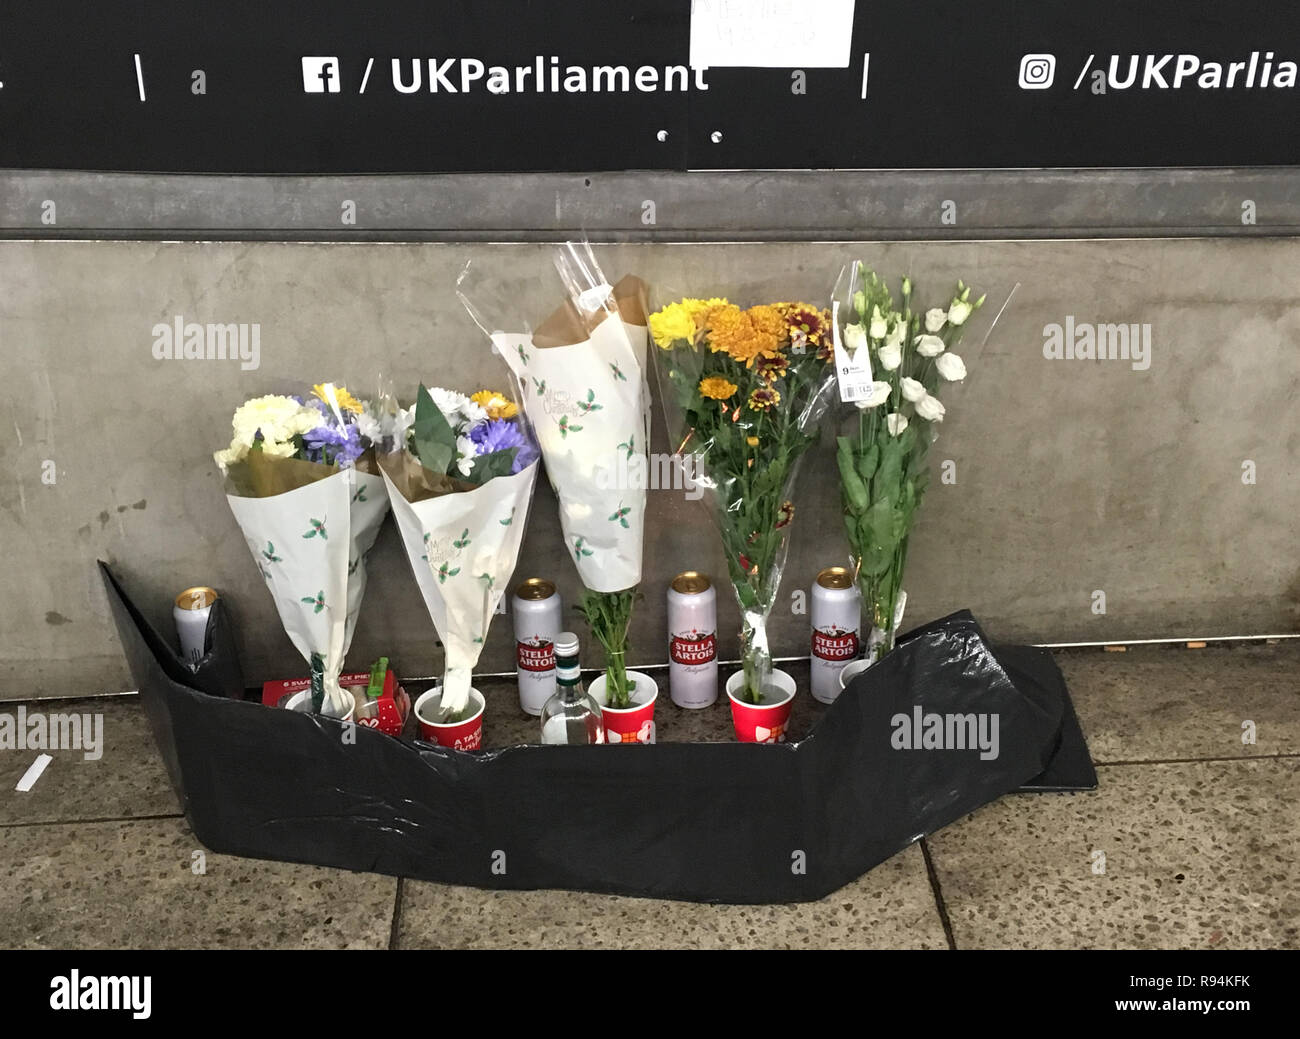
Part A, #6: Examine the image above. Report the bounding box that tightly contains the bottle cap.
[553,632,579,656]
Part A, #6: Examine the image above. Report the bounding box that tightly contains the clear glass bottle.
[540,632,606,745]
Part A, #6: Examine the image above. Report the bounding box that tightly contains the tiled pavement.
[1,643,1297,949]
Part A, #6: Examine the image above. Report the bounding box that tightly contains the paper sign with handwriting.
[690,0,856,69]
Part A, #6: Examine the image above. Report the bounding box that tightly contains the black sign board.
[0,0,1297,173]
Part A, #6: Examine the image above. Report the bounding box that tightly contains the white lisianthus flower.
[925,308,947,333]
[948,299,974,326]
[455,435,477,477]
[878,342,902,370]
[935,352,967,381]
[843,322,867,352]
[914,334,946,358]
[884,319,906,349]
[900,377,927,402]
[854,381,893,409]
[915,394,946,422]
[868,306,888,340]
[886,412,909,436]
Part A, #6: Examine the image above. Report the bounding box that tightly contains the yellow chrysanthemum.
[313,383,364,414]
[747,304,789,342]
[649,302,698,349]
[470,389,518,419]
[699,376,738,400]
[705,305,783,367]
[682,297,731,329]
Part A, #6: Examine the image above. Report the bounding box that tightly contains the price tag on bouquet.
[832,301,875,403]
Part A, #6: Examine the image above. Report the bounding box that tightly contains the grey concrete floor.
[2,643,1297,949]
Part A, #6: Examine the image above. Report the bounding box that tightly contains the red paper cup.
[726,669,796,743]
[589,671,658,744]
[414,688,485,751]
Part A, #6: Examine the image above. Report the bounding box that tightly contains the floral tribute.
[214,383,392,715]
[833,263,985,660]
[376,385,540,722]
[650,298,838,703]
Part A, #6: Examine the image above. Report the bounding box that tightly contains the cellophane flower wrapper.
[649,297,839,702]
[460,243,651,702]
[215,387,391,715]
[375,382,540,717]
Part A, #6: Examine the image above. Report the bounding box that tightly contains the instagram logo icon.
[1018,53,1056,89]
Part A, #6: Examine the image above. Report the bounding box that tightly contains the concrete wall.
[2,238,1298,699]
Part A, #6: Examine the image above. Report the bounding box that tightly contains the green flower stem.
[577,588,637,708]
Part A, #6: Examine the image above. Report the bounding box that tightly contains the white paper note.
[16,754,52,792]
[690,0,856,69]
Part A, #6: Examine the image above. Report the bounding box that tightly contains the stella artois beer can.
[512,578,562,717]
[811,567,861,704]
[667,571,718,709]
[173,586,218,666]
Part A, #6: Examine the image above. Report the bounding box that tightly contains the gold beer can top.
[671,571,711,595]
[175,586,218,611]
[815,567,854,591]
[514,577,557,601]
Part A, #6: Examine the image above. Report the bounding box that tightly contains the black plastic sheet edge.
[99,560,1090,905]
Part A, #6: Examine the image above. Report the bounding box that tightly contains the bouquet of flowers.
[214,383,391,716]
[377,384,539,721]
[650,297,838,703]
[472,243,651,709]
[832,262,984,660]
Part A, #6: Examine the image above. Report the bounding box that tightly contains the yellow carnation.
[470,389,518,419]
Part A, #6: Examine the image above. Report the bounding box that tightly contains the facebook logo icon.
[302,57,341,93]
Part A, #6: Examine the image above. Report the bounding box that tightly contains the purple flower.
[304,422,364,468]
[472,418,537,474]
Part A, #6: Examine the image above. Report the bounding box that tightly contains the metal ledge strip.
[2,168,1299,241]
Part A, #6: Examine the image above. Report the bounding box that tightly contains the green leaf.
[465,446,519,484]
[856,443,881,483]
[412,384,458,476]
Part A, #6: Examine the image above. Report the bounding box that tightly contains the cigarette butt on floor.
[1186,641,1207,650]
[1103,644,1127,653]
[16,753,53,792]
